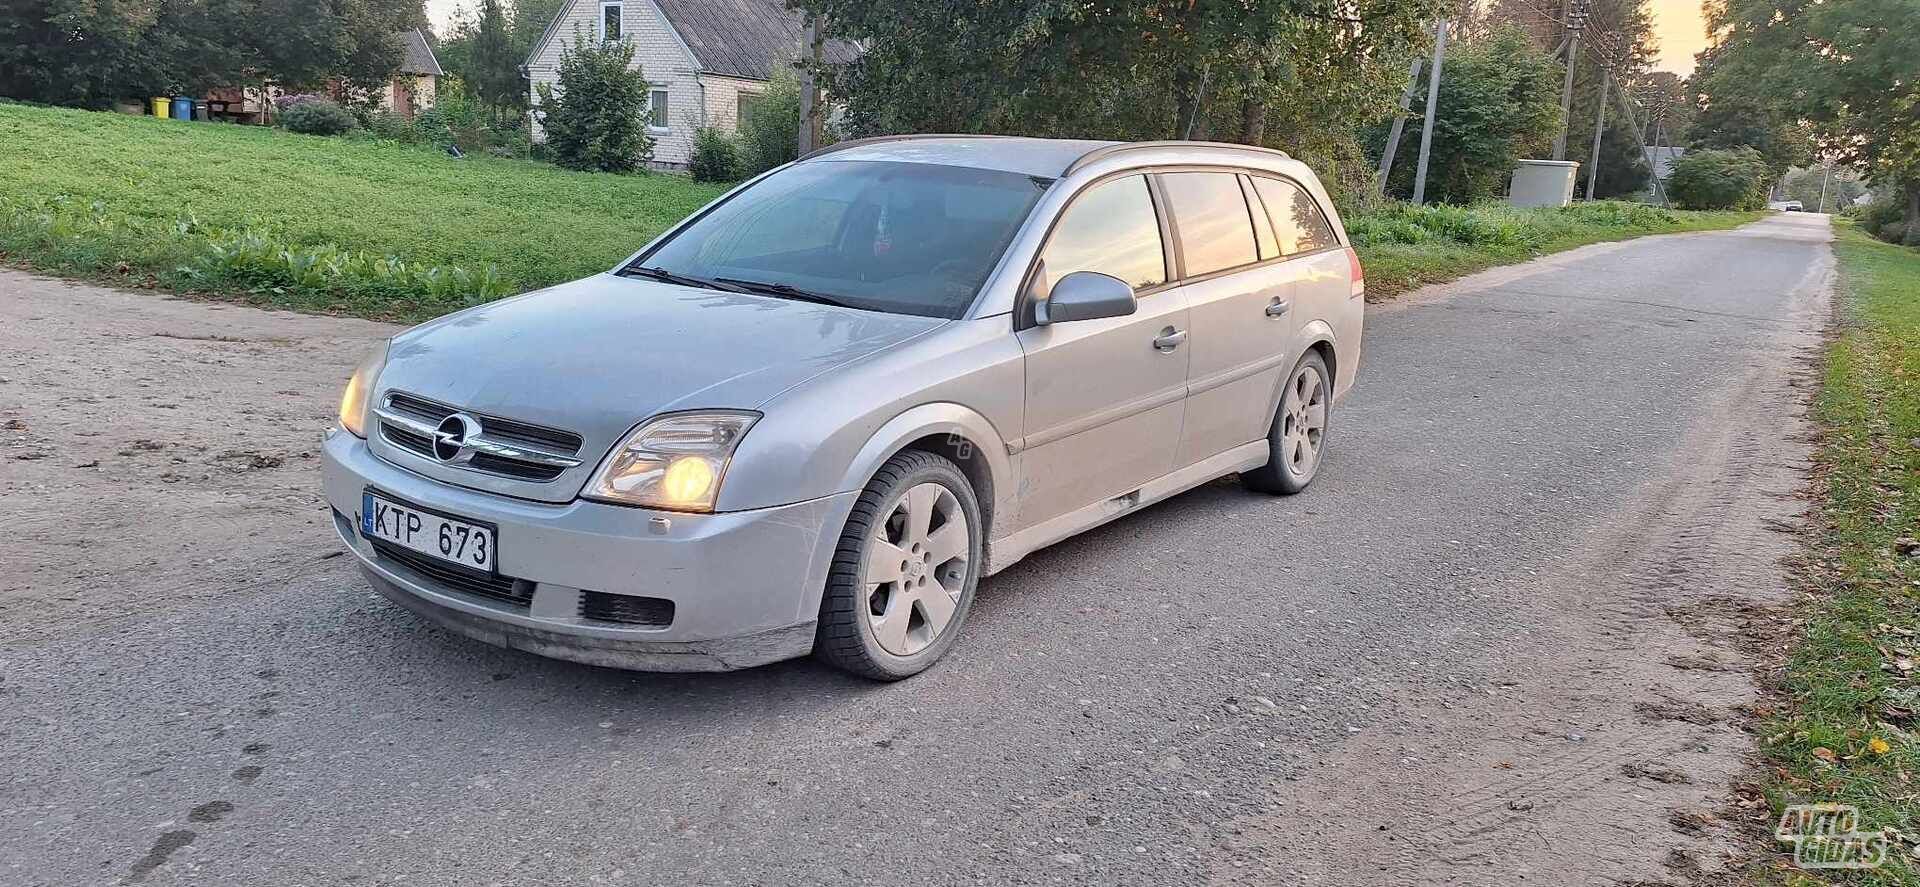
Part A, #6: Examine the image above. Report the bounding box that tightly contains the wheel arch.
[1267,322,1338,419]
[836,402,1012,540]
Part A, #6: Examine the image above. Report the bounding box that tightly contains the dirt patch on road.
[0,270,395,642]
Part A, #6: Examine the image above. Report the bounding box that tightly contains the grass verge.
[2,102,1758,319]
[1755,223,1920,884]
[1352,200,1764,299]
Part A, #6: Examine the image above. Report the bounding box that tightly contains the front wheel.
[1242,351,1331,495]
[814,450,982,680]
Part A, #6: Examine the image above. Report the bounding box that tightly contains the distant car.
[1770,200,1804,212]
[323,136,1365,679]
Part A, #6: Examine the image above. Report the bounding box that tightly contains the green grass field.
[1,101,1758,318]
[0,102,725,315]
[1754,224,1920,885]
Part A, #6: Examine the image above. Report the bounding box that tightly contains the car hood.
[373,274,944,501]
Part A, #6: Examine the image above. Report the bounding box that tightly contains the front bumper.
[321,429,855,671]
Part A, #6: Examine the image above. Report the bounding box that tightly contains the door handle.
[1152,328,1187,352]
[1265,298,1290,317]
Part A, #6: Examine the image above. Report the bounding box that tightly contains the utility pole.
[1411,19,1448,205]
[1375,56,1423,195]
[1552,0,1588,160]
[1584,72,1608,200]
[796,15,822,156]
[1604,72,1667,207]
[1818,160,1833,213]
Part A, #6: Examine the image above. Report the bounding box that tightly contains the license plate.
[361,490,496,572]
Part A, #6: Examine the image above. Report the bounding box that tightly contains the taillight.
[1346,246,1365,299]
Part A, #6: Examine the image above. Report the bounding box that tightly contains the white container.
[1508,160,1580,208]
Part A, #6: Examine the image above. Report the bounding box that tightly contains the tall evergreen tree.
[468,0,521,115]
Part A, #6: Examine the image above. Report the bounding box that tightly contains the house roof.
[652,0,857,80]
[527,0,858,80]
[397,28,444,76]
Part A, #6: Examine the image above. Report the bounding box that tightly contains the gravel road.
[0,213,1832,886]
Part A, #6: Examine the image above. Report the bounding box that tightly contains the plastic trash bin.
[171,97,193,120]
[151,97,170,117]
[192,100,209,121]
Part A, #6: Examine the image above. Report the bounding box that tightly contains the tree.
[467,0,522,115]
[1695,0,1920,242]
[794,0,1441,187]
[534,32,651,172]
[735,67,802,175]
[1379,26,1565,204]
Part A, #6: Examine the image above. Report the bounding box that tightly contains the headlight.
[337,341,389,438]
[585,411,759,512]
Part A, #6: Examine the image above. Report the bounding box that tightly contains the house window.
[648,87,669,130]
[736,92,761,127]
[599,1,622,41]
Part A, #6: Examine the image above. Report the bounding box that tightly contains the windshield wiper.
[715,277,858,309]
[618,265,745,293]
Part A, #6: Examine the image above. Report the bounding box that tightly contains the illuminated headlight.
[338,341,390,438]
[585,412,759,513]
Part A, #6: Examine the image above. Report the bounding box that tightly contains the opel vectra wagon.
[323,136,1365,679]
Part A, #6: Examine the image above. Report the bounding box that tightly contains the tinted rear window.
[1250,177,1339,255]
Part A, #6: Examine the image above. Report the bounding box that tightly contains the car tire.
[1242,350,1332,496]
[814,450,983,680]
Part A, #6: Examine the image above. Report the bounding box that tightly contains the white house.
[525,0,857,167]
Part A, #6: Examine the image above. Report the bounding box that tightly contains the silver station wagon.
[323,136,1365,679]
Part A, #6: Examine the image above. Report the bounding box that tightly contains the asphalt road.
[1,213,1833,885]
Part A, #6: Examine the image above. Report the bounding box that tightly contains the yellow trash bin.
[150,96,170,117]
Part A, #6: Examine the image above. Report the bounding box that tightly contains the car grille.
[370,540,536,609]
[578,591,675,628]
[378,391,583,482]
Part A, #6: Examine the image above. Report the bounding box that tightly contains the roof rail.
[1063,140,1292,176]
[797,133,1016,162]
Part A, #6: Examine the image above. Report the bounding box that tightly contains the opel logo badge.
[432,413,482,463]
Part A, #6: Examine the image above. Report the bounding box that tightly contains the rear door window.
[1158,172,1259,277]
[1036,175,1167,292]
[1250,176,1339,255]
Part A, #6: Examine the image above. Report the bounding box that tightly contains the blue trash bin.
[170,96,193,120]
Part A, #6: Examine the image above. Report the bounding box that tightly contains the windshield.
[631,160,1052,319]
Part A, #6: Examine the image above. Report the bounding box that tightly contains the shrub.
[1666,148,1771,211]
[1853,191,1908,244]
[534,33,653,173]
[737,68,803,175]
[280,99,357,136]
[688,128,743,182]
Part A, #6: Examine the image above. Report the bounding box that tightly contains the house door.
[393,77,413,118]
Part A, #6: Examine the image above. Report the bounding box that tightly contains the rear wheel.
[815,450,982,680]
[1242,351,1331,495]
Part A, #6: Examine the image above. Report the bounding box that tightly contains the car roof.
[802,135,1298,180]
[805,136,1120,178]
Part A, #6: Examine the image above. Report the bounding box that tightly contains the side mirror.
[1035,271,1137,325]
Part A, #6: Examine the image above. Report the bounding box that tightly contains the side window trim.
[1239,173,1280,261]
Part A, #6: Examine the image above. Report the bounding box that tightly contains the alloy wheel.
[862,482,970,656]
[1281,363,1327,477]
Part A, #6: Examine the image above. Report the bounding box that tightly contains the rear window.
[1250,176,1339,255]
[1157,172,1259,277]
[637,160,1051,318]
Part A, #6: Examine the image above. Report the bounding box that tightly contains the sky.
[423,0,1712,76]
[1649,0,1709,75]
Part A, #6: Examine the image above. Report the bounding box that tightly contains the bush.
[688,128,743,182]
[279,99,357,136]
[1666,147,1771,211]
[737,68,803,175]
[534,33,653,173]
[1853,191,1908,244]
